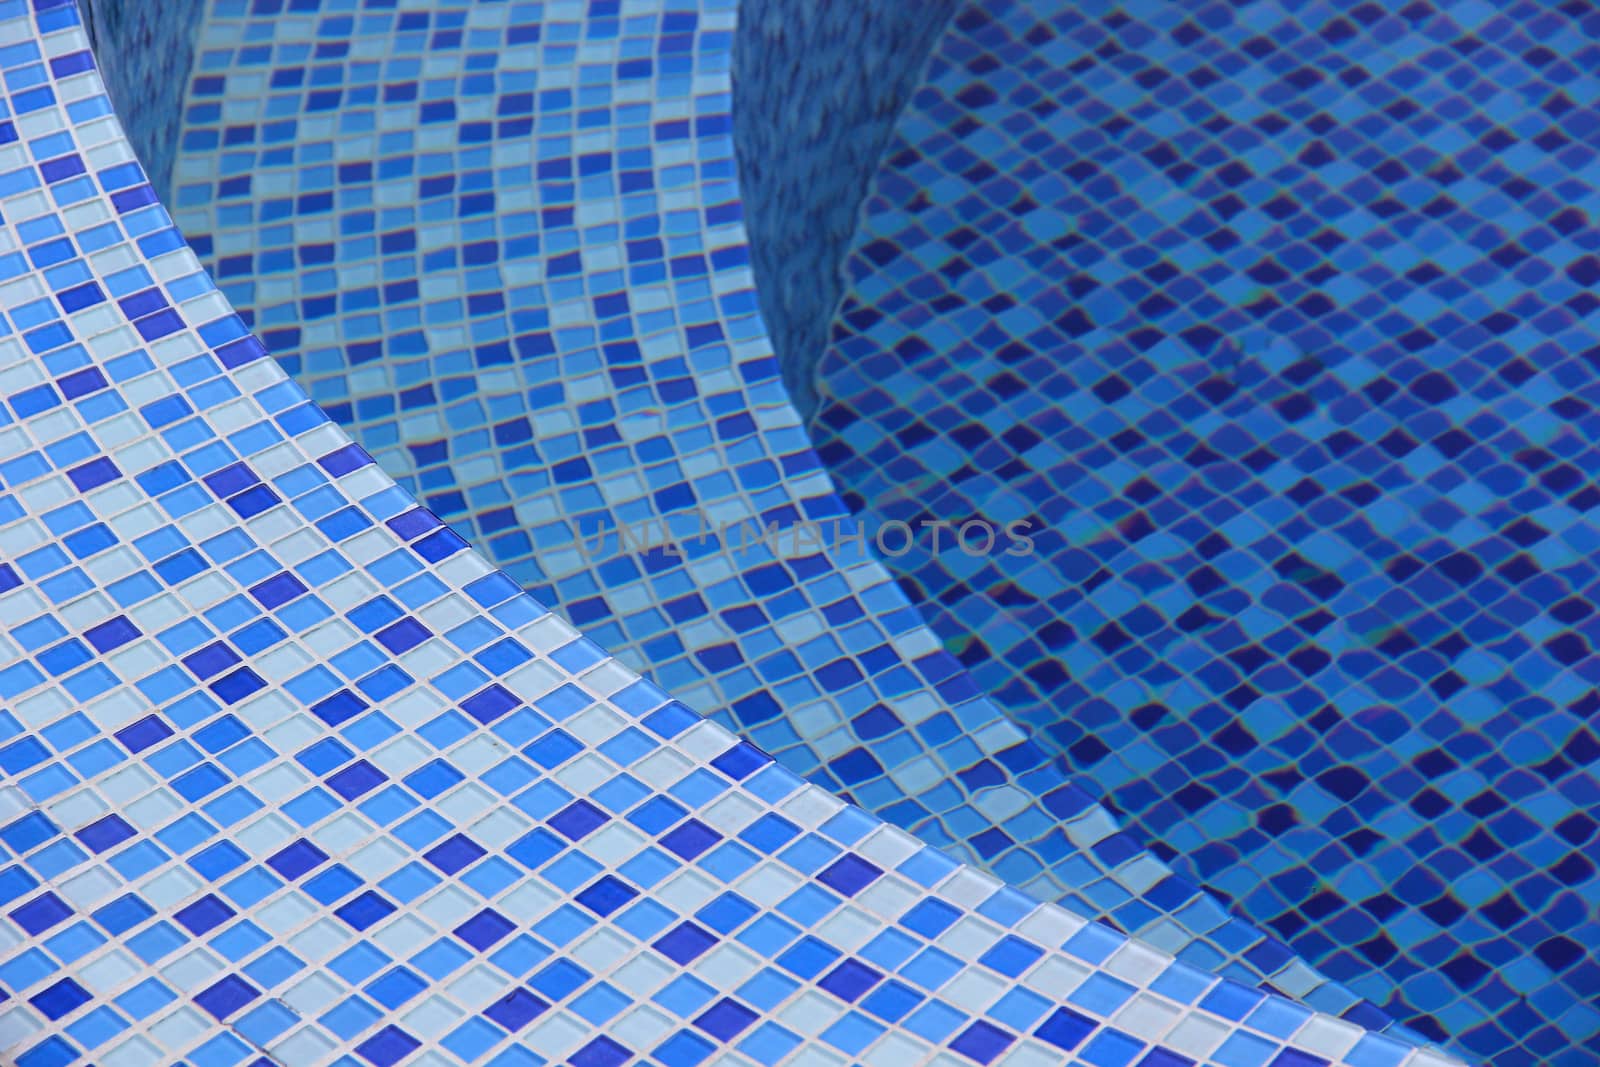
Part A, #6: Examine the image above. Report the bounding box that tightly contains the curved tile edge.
[0,4,1466,1067]
[143,0,1407,1027]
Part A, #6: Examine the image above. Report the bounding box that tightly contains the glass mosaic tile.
[0,0,1567,1063]
[811,0,1600,1062]
[0,6,1460,1064]
[153,0,1395,1032]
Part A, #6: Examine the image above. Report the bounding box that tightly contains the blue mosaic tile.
[811,0,1600,1062]
[0,0,1473,1065]
[153,0,1390,1027]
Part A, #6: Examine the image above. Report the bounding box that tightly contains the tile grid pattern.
[158,0,1390,1030]
[0,3,1463,1066]
[810,0,1600,1061]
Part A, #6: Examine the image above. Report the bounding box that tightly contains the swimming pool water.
[0,0,1589,1063]
[811,2,1600,1060]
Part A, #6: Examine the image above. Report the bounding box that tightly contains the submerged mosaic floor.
[0,1,1472,1065]
[0,0,1583,1064]
[811,0,1600,1062]
[158,0,1400,1032]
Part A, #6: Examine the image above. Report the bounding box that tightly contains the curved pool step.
[159,0,1380,1026]
[0,1,1465,1066]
